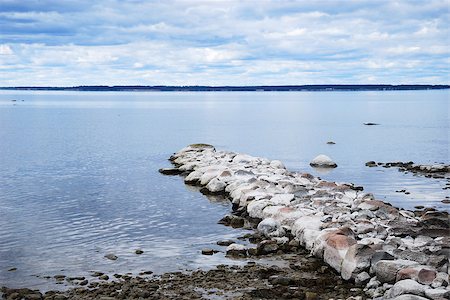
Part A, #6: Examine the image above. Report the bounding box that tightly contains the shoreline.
[162,144,449,299]
[2,144,448,299]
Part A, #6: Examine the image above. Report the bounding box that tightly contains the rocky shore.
[159,144,449,299]
[2,144,448,300]
[1,254,365,300]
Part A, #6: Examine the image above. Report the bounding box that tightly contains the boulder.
[256,240,279,255]
[388,279,426,298]
[310,154,337,168]
[424,288,450,300]
[322,230,357,273]
[205,178,226,193]
[374,260,419,283]
[257,218,285,238]
[270,160,285,169]
[158,167,183,175]
[341,243,375,280]
[396,266,437,285]
[226,244,247,257]
[391,295,428,300]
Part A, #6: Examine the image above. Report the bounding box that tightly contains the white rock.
[247,199,272,219]
[257,218,285,237]
[424,288,450,300]
[390,295,428,300]
[206,178,226,193]
[310,154,337,168]
[388,279,426,298]
[270,194,294,206]
[199,167,227,185]
[270,160,285,169]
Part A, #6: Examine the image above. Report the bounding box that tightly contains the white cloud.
[0,45,14,55]
[0,0,448,85]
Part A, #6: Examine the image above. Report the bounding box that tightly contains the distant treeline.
[1,85,449,91]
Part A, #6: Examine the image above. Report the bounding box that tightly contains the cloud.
[0,0,448,85]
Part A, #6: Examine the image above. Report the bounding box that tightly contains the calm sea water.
[0,90,448,290]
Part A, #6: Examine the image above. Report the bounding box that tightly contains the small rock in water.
[365,161,377,167]
[217,239,234,246]
[79,279,88,286]
[104,253,118,260]
[8,267,17,271]
[99,274,109,280]
[158,167,183,175]
[364,122,380,125]
[54,275,66,281]
[327,141,336,144]
[310,154,337,168]
[201,248,216,255]
[135,249,144,255]
[441,199,450,204]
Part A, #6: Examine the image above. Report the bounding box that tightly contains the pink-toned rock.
[396,266,437,285]
[323,230,357,273]
[417,268,438,285]
[374,260,420,283]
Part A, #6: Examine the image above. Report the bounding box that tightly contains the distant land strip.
[0,85,449,92]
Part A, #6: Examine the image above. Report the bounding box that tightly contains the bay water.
[0,90,448,290]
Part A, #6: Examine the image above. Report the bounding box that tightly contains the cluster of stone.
[161,144,450,300]
[366,161,450,179]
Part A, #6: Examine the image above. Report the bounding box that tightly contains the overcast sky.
[0,0,449,86]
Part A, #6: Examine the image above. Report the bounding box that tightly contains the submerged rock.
[310,154,337,168]
[104,254,118,261]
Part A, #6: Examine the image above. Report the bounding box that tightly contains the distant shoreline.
[0,84,449,92]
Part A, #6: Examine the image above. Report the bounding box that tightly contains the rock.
[310,154,337,168]
[135,249,144,255]
[364,122,379,125]
[355,271,371,285]
[201,248,216,255]
[388,279,426,298]
[158,167,183,175]
[79,279,88,285]
[218,214,245,228]
[217,240,235,246]
[396,266,437,284]
[256,240,279,255]
[365,161,377,167]
[391,295,429,300]
[269,275,291,286]
[99,274,109,280]
[305,291,318,300]
[374,260,419,283]
[341,243,375,280]
[226,243,247,257]
[257,217,285,237]
[270,160,285,169]
[206,178,226,193]
[323,230,357,273]
[104,253,118,260]
[327,141,336,144]
[424,288,450,300]
[431,272,449,288]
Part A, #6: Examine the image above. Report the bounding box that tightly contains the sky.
[0,0,449,86]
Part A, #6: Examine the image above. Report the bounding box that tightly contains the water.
[0,90,448,290]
